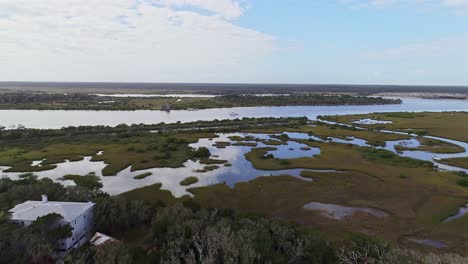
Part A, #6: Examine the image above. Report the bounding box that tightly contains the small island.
[0,92,401,111]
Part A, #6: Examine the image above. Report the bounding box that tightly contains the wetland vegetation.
[3,175,468,263]
[2,113,468,262]
[0,117,305,174]
[180,176,199,186]
[322,112,468,142]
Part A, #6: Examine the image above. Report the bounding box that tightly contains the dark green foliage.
[272,133,290,141]
[180,177,198,186]
[30,213,73,244]
[199,158,228,165]
[0,117,307,141]
[93,196,156,235]
[0,213,72,264]
[457,178,468,187]
[66,242,133,264]
[193,147,211,158]
[63,173,103,189]
[173,95,401,110]
[0,176,107,212]
[203,165,219,171]
[133,172,153,180]
[0,93,392,112]
[360,148,434,168]
[147,204,336,264]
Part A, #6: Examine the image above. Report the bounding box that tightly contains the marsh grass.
[133,172,153,180]
[180,176,199,186]
[63,173,103,189]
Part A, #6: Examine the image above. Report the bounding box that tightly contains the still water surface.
[2,130,468,197]
[1,98,468,129]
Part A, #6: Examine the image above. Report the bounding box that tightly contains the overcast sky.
[1,0,468,85]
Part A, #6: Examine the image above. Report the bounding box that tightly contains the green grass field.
[323,112,468,142]
[440,157,468,169]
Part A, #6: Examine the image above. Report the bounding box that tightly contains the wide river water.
[1,98,468,129]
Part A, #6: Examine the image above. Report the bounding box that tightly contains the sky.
[1,0,468,85]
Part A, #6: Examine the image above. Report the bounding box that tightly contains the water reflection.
[2,98,468,129]
[354,118,393,125]
[303,202,389,219]
[443,204,468,222]
[0,133,320,197]
[2,128,468,197]
[407,238,447,248]
[266,141,320,159]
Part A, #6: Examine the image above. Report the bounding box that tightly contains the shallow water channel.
[1,128,468,198]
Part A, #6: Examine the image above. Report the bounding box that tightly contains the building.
[8,195,95,252]
[90,232,118,247]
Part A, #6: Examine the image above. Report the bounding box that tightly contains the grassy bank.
[440,157,468,170]
[322,112,468,142]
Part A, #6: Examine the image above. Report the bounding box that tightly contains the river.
[1,98,468,129]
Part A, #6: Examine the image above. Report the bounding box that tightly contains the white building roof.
[9,200,95,222]
[90,232,118,246]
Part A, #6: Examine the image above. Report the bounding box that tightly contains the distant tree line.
[0,117,309,141]
[2,82,468,96]
[217,94,400,106]
[171,95,401,110]
[0,92,98,104]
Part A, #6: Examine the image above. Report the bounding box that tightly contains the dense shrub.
[193,147,211,158]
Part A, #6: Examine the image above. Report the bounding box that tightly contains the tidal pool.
[0,133,321,197]
[303,202,389,219]
[443,204,468,222]
[407,238,447,248]
[354,118,393,125]
[2,127,468,196]
[266,141,320,159]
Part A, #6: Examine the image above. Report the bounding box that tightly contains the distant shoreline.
[1,82,468,97]
[372,92,468,100]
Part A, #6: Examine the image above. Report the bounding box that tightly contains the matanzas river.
[1,98,468,129]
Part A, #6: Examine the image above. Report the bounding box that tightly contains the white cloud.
[156,0,247,19]
[0,0,275,82]
[346,0,468,13]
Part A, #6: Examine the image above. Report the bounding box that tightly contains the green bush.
[457,178,468,187]
[193,147,211,158]
[180,176,198,186]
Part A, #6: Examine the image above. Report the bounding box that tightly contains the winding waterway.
[1,129,468,197]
